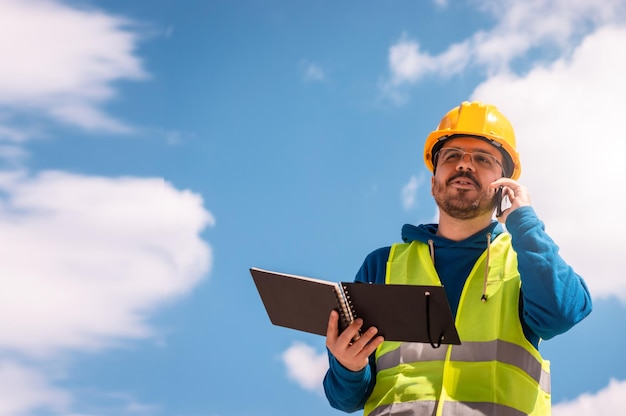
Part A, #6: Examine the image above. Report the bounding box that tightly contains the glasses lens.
[471,152,498,169]
[438,148,499,170]
[439,148,462,163]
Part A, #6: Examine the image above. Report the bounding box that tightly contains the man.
[323,101,592,415]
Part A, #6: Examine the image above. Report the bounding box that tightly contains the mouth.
[448,174,479,189]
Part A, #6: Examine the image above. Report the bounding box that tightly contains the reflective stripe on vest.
[376,340,550,394]
[369,400,528,416]
[364,236,551,416]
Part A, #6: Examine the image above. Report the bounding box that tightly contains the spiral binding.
[334,284,356,330]
[341,284,357,324]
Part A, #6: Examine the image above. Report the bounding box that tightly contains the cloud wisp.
[401,175,426,211]
[300,59,327,83]
[382,0,626,97]
[0,0,147,138]
[0,361,71,416]
[553,379,626,416]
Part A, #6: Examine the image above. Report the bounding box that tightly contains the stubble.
[432,172,497,220]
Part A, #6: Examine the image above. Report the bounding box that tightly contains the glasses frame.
[435,147,504,173]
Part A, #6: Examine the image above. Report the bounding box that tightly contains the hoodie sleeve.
[506,206,592,340]
[323,353,376,412]
[322,247,390,412]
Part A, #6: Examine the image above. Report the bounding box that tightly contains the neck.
[436,211,494,241]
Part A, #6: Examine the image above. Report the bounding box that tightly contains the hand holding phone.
[490,178,531,221]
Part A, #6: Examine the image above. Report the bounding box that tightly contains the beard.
[432,172,497,220]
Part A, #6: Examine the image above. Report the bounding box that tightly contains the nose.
[456,153,475,171]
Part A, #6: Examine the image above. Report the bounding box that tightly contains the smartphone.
[495,187,511,217]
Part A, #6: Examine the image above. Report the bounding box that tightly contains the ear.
[430,176,435,195]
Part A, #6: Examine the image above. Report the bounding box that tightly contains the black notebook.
[250,267,460,346]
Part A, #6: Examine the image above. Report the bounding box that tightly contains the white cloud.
[402,175,425,211]
[0,169,213,412]
[388,38,434,85]
[383,0,626,95]
[282,342,328,392]
[0,360,71,415]
[300,60,327,82]
[553,379,626,415]
[471,25,626,303]
[387,35,469,86]
[0,0,147,136]
[0,170,214,356]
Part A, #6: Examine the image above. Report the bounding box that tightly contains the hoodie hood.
[402,220,505,303]
[401,220,504,248]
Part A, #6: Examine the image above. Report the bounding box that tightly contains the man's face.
[431,136,505,220]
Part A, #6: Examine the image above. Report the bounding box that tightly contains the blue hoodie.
[323,206,592,413]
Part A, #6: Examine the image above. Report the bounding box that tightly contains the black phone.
[495,187,510,217]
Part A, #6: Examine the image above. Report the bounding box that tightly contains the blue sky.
[1,0,626,415]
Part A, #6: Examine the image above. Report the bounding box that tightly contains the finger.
[348,331,385,365]
[338,318,365,344]
[490,178,506,189]
[361,335,385,356]
[490,177,518,190]
[353,326,383,351]
[348,325,376,348]
[326,310,339,344]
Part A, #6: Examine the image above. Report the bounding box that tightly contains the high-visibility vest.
[364,233,551,416]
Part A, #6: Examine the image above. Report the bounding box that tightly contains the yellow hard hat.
[423,101,521,180]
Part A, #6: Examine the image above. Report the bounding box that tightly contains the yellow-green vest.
[364,233,551,416]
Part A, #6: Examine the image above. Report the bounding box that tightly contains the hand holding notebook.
[250,267,460,346]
